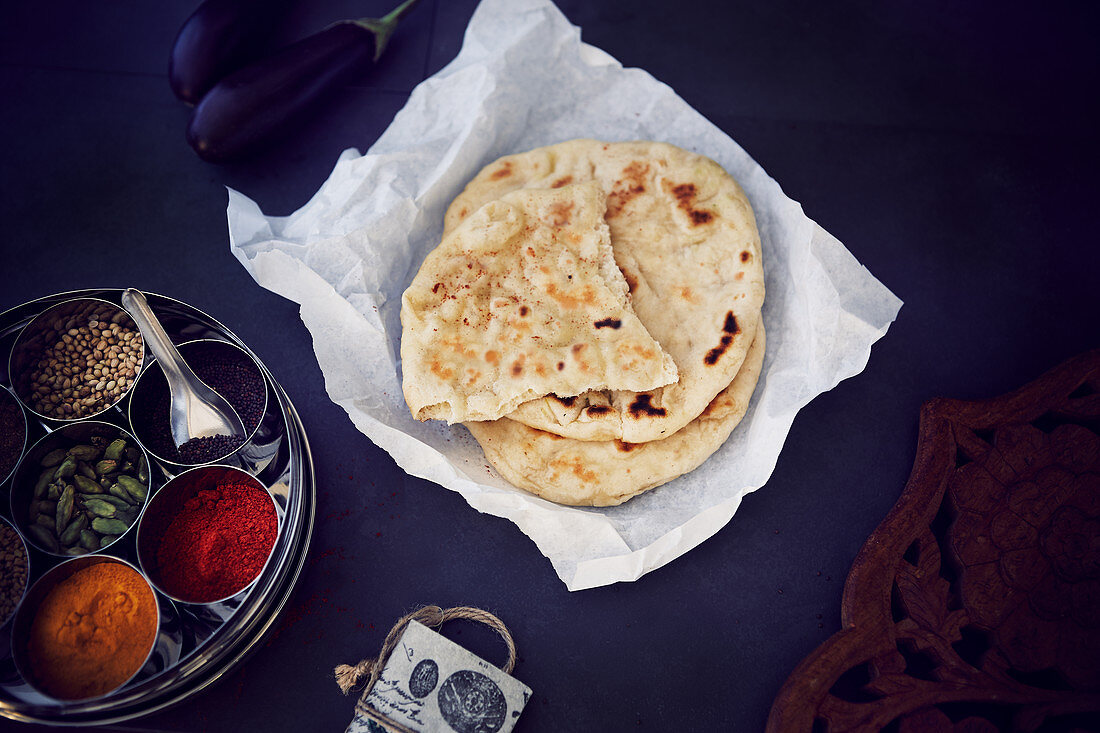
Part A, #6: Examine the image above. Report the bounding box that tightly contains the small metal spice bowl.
[9,421,152,558]
[136,464,280,606]
[8,297,145,423]
[0,384,28,486]
[0,515,30,628]
[9,555,164,703]
[127,339,269,469]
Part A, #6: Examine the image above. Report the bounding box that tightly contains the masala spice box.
[0,289,315,725]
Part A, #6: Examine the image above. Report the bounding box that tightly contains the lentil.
[0,522,29,625]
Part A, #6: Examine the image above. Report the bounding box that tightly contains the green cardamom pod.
[46,483,61,500]
[78,460,98,480]
[28,524,60,552]
[125,445,141,463]
[55,485,75,536]
[60,515,88,545]
[55,456,77,479]
[103,439,127,462]
[91,517,129,535]
[74,475,104,494]
[40,448,68,467]
[65,547,89,556]
[98,495,133,511]
[68,444,101,461]
[117,475,148,502]
[108,483,134,503]
[94,459,118,476]
[137,455,149,484]
[82,498,117,518]
[36,513,55,530]
[80,530,100,551]
[34,468,55,497]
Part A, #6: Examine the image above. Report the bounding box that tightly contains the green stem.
[356,0,424,62]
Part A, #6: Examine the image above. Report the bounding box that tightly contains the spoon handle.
[122,289,199,395]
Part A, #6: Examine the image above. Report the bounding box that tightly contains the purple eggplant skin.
[186,22,378,164]
[169,0,295,106]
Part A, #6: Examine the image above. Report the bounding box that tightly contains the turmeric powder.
[26,560,158,700]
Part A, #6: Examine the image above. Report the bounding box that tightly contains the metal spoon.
[122,289,245,449]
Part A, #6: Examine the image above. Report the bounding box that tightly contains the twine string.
[334,605,517,708]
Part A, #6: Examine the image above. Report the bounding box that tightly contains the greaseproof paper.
[228,0,903,590]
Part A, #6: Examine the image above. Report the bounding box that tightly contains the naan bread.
[401,182,678,424]
[446,140,764,443]
[465,325,766,506]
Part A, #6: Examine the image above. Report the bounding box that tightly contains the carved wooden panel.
[767,350,1100,732]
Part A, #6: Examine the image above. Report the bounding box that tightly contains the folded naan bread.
[401,182,678,424]
[465,325,765,506]
[446,140,765,443]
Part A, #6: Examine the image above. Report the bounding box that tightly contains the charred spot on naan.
[555,395,577,408]
[546,283,598,309]
[628,393,666,417]
[606,161,649,218]
[666,181,715,226]
[490,161,513,180]
[594,318,622,329]
[614,440,638,453]
[551,175,574,188]
[584,405,612,417]
[550,456,599,485]
[703,311,740,366]
[430,361,454,380]
[548,201,575,227]
[621,269,639,293]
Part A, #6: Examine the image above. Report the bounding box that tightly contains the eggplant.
[186,0,422,164]
[169,0,295,105]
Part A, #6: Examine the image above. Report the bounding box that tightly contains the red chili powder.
[154,480,277,603]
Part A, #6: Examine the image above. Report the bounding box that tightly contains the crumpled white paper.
[227,0,902,590]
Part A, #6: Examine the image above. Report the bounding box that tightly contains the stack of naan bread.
[401,140,765,506]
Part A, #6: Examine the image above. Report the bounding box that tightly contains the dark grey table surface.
[1,1,1098,730]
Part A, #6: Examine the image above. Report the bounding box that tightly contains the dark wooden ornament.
[767,350,1100,732]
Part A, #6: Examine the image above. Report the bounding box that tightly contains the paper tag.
[346,621,531,733]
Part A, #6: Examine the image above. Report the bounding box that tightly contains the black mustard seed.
[132,342,265,464]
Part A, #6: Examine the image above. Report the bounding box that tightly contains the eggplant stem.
[357,0,423,62]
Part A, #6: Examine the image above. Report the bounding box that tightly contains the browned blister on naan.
[401,182,678,423]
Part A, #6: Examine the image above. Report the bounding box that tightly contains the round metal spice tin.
[0,289,316,725]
